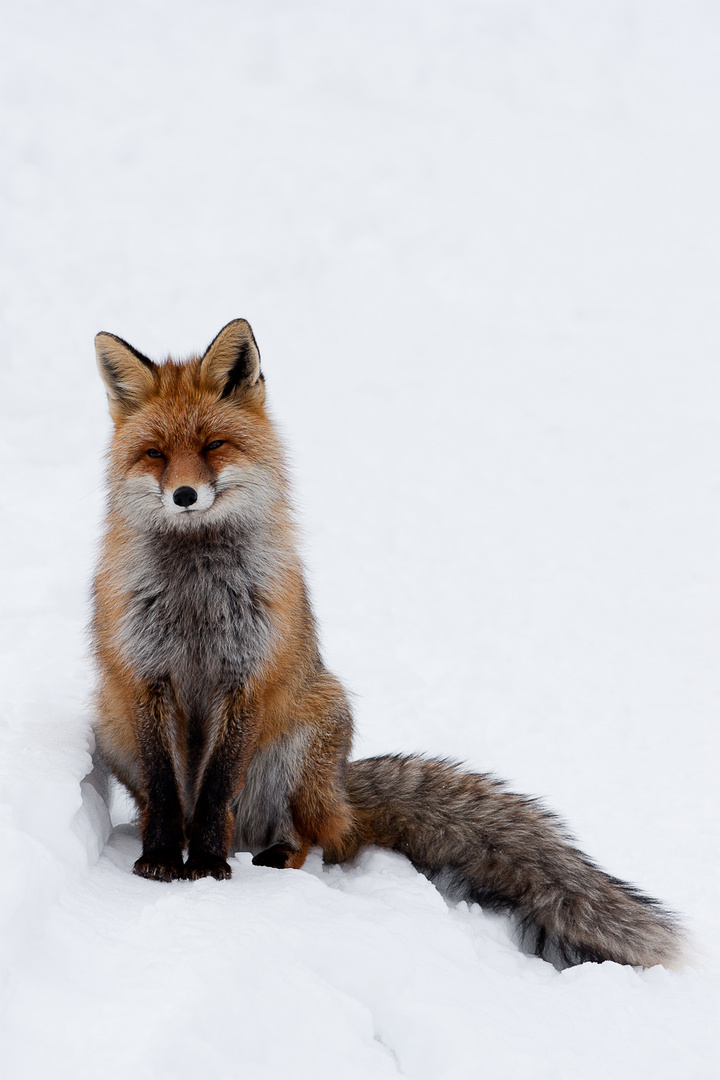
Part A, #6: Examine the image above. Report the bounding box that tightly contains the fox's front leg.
[185,688,257,881]
[134,681,185,882]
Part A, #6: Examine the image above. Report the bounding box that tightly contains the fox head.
[96,319,286,531]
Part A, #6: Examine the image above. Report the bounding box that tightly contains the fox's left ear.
[95,332,157,422]
[200,319,264,403]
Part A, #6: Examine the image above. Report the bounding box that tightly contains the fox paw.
[252,842,295,869]
[133,847,184,882]
[184,853,233,881]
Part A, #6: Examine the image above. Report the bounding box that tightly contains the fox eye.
[146,448,164,459]
[205,440,225,451]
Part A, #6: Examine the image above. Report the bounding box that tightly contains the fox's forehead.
[147,356,216,404]
[142,406,221,447]
[124,392,252,449]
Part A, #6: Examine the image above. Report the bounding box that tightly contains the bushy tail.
[338,755,682,969]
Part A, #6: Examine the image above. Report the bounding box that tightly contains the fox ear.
[95,332,156,421]
[200,319,262,401]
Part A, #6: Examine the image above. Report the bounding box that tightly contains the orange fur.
[93,321,355,880]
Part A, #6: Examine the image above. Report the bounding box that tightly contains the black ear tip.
[216,317,256,342]
[94,332,156,372]
[232,318,258,344]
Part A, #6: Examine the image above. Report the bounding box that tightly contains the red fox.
[92,319,682,969]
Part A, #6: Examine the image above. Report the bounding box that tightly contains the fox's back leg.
[239,674,355,870]
[233,730,311,865]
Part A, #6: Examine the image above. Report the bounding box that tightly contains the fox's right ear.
[200,319,263,403]
[95,332,156,422]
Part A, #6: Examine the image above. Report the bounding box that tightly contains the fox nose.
[173,486,198,508]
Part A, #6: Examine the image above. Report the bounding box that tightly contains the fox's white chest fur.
[116,524,275,715]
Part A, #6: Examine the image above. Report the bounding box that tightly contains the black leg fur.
[134,683,185,882]
[252,842,297,869]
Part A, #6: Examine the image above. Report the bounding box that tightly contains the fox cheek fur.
[91,318,684,969]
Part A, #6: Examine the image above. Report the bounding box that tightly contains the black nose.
[173,486,198,507]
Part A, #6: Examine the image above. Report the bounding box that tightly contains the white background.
[1,3,718,1077]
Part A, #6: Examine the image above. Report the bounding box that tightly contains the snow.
[1,1,718,1077]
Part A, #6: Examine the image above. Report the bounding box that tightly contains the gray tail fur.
[343,755,683,969]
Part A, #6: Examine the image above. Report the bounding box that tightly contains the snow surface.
[1,2,719,1077]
